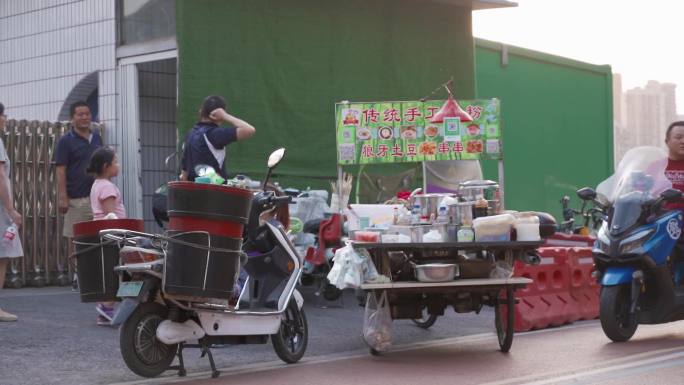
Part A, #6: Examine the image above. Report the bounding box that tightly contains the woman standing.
[0,102,23,322]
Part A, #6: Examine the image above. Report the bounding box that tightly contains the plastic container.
[514,213,541,241]
[423,229,444,242]
[457,226,474,242]
[72,219,145,302]
[473,214,515,242]
[447,224,459,241]
[2,223,17,246]
[381,233,411,243]
[164,231,242,300]
[354,231,380,242]
[454,202,474,226]
[166,181,252,238]
[165,181,252,300]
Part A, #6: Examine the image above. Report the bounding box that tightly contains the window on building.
[119,0,176,45]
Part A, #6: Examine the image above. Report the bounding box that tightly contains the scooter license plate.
[117,281,143,298]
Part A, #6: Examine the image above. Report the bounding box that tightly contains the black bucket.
[164,231,243,300]
[72,219,145,303]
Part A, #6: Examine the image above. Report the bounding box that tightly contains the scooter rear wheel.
[272,299,308,363]
[120,302,177,378]
[600,285,638,342]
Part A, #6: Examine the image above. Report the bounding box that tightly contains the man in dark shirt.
[180,95,256,181]
[55,101,102,240]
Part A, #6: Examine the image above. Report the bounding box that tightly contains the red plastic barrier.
[566,247,600,320]
[512,260,550,332]
[512,248,569,331]
[539,248,578,327]
[512,247,587,332]
[544,233,595,248]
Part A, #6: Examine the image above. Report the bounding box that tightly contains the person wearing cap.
[180,95,256,181]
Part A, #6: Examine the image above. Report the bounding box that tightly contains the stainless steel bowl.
[414,263,459,282]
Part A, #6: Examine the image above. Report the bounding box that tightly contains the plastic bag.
[363,291,393,352]
[490,260,514,279]
[328,243,379,290]
[327,243,354,289]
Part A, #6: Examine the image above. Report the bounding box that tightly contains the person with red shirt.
[665,121,684,213]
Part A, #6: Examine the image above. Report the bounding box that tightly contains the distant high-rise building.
[613,73,623,127]
[623,81,678,159]
[613,73,627,165]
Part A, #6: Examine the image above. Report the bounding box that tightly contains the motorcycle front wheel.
[600,285,638,342]
[120,302,177,378]
[272,299,308,363]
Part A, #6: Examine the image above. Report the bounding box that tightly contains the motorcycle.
[558,194,604,236]
[102,148,308,378]
[577,146,684,342]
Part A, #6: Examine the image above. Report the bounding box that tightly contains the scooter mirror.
[660,188,683,202]
[267,148,286,169]
[577,187,597,201]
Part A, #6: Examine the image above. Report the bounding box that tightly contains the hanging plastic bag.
[357,248,379,283]
[327,242,353,289]
[363,291,393,352]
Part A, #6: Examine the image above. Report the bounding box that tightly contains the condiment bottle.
[457,225,474,242]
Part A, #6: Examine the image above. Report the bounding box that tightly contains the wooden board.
[360,277,532,290]
[352,241,543,250]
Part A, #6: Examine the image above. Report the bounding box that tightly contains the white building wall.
[0,0,118,147]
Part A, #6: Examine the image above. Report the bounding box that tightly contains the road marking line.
[555,357,684,385]
[479,346,684,385]
[525,350,684,385]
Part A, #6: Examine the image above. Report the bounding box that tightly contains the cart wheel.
[494,287,515,353]
[411,307,438,329]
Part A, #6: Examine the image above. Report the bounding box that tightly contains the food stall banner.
[335,99,502,165]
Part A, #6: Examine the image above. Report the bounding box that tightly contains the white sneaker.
[0,309,17,322]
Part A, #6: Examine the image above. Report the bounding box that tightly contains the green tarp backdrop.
[475,38,613,218]
[176,0,476,186]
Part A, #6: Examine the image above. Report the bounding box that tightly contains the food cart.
[334,93,545,354]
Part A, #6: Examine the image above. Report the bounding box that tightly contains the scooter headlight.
[619,229,655,255]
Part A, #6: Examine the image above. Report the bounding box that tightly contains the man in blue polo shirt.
[180,95,256,181]
[55,101,102,248]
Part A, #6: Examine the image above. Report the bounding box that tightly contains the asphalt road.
[0,286,492,385]
[115,320,684,385]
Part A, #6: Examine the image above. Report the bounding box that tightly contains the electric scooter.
[102,148,308,378]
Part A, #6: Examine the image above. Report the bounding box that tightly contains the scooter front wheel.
[600,285,638,342]
[272,299,308,363]
[120,302,177,378]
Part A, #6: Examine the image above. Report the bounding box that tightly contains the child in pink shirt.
[87,147,126,325]
[87,147,126,220]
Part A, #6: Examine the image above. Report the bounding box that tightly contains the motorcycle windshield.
[610,191,648,233]
[595,146,672,235]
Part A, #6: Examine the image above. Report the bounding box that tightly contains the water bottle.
[436,205,449,224]
[411,204,421,224]
[3,223,17,247]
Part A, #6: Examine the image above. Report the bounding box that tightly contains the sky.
[472,0,683,113]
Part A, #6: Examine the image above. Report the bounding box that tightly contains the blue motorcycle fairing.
[639,210,682,265]
[601,266,637,286]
